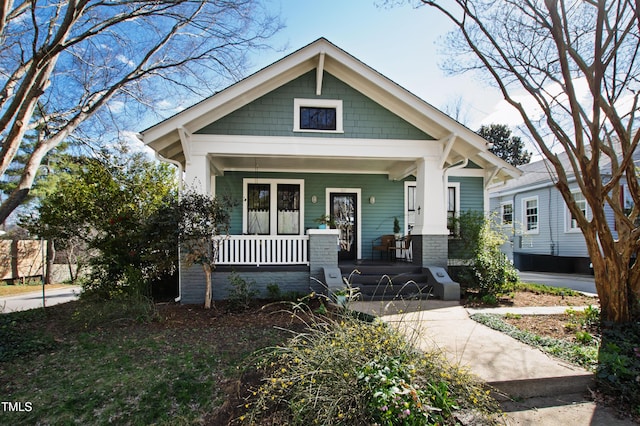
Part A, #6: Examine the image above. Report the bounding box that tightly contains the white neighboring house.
[489,150,639,274]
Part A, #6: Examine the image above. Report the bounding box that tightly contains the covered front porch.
[196,230,457,303]
[189,132,464,266]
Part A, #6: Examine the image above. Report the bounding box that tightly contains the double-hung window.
[566,191,587,232]
[501,202,513,226]
[522,197,539,233]
[244,179,304,235]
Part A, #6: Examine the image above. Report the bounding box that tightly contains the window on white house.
[293,98,343,133]
[566,191,587,232]
[523,197,539,233]
[501,202,513,225]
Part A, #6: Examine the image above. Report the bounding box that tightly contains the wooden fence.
[0,240,46,281]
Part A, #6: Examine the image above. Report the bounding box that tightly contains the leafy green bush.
[358,355,459,425]
[226,272,258,311]
[266,283,281,300]
[243,308,500,425]
[583,305,600,327]
[597,323,640,411]
[575,331,594,344]
[452,211,518,297]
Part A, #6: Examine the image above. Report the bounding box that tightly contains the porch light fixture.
[369,196,375,204]
[311,195,318,204]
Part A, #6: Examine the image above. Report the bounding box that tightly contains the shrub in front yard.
[450,211,518,298]
[243,307,500,425]
[597,322,640,413]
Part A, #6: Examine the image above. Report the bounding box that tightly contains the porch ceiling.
[210,154,416,179]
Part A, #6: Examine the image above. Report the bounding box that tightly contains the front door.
[330,193,357,261]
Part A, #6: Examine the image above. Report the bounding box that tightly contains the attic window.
[300,107,336,130]
[294,98,343,133]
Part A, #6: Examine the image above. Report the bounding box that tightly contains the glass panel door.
[330,193,357,261]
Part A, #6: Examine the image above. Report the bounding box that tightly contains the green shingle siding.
[215,171,410,259]
[196,71,431,140]
[449,176,484,212]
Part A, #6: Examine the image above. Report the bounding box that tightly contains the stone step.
[489,375,594,401]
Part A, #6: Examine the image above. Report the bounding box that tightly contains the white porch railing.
[214,235,309,265]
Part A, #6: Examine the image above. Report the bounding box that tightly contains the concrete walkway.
[350,299,635,425]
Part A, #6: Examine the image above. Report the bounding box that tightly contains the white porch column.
[412,156,449,268]
[412,156,448,236]
[185,154,211,195]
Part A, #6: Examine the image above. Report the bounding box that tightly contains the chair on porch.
[372,234,395,260]
[396,234,412,262]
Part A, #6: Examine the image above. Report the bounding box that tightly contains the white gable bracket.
[209,156,224,177]
[316,52,325,95]
[439,133,457,169]
[484,166,502,189]
[388,163,418,181]
[178,126,192,162]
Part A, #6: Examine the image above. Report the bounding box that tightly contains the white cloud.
[107,100,125,114]
[120,130,155,158]
[116,54,135,68]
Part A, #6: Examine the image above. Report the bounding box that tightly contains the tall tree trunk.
[45,239,54,285]
[586,227,636,323]
[203,263,213,310]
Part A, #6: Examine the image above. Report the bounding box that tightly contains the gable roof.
[141,38,520,182]
[489,145,640,196]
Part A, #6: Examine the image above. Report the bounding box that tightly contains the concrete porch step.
[339,263,432,300]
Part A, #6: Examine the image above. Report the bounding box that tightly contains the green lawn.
[0,299,293,425]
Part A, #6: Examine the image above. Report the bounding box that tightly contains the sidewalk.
[350,299,635,425]
[0,286,81,313]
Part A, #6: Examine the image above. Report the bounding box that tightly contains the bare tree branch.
[418,0,640,322]
[0,0,282,222]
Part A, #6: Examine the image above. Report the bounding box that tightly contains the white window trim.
[522,196,539,235]
[404,181,416,235]
[501,201,514,226]
[242,178,305,235]
[293,98,344,133]
[447,182,460,236]
[325,187,362,259]
[564,190,588,233]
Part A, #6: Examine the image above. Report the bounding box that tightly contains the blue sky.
[249,0,509,130]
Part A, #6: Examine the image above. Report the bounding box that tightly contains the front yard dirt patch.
[486,290,600,342]
[464,289,598,310]
[501,313,594,341]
